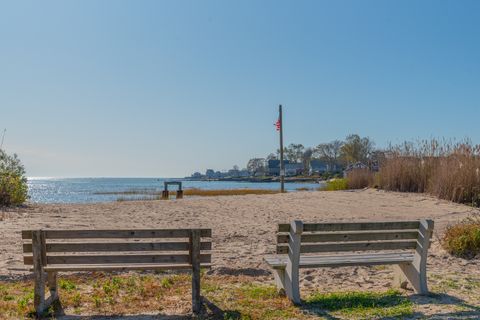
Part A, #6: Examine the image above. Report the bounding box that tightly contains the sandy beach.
[1,189,479,276]
[1,189,480,318]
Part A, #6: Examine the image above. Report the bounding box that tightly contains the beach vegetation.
[377,139,480,206]
[0,272,479,319]
[0,149,28,206]
[305,289,413,319]
[110,188,280,201]
[442,215,480,258]
[322,178,348,191]
[58,278,76,291]
[345,168,375,189]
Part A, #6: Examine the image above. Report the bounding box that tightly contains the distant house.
[309,159,329,174]
[227,169,240,177]
[285,163,304,176]
[267,159,289,176]
[191,172,203,179]
[343,162,369,177]
[205,169,215,179]
[238,169,250,177]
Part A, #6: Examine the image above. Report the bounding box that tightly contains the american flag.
[274,118,281,131]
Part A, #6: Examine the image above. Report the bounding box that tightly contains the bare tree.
[315,140,344,170]
[302,148,314,175]
[246,158,266,176]
[283,143,305,163]
[266,153,277,161]
[340,134,375,164]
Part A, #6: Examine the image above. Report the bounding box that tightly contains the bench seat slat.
[42,263,212,272]
[22,229,212,240]
[278,221,420,232]
[276,240,418,254]
[24,254,211,265]
[277,231,419,244]
[23,241,212,253]
[264,252,415,269]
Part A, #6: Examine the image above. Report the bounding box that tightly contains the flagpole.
[279,105,285,193]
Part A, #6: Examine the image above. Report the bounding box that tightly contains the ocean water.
[27,178,322,204]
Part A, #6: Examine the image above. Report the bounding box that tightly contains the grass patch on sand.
[112,188,281,201]
[180,188,279,197]
[0,273,420,319]
[304,289,413,319]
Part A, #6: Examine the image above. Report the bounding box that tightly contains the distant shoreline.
[184,176,322,183]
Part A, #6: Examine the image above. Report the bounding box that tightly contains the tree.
[0,149,28,206]
[246,158,266,176]
[283,143,305,163]
[340,134,375,164]
[302,148,314,175]
[315,140,344,169]
[266,153,277,161]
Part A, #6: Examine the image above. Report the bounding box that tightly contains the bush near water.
[0,149,28,206]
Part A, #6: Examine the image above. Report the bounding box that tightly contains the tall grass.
[346,168,375,189]
[377,140,480,206]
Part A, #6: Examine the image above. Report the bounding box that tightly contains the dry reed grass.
[181,188,279,197]
[346,169,375,189]
[115,188,281,201]
[377,140,480,206]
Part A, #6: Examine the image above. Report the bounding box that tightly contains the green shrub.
[322,178,348,191]
[442,215,480,258]
[0,149,28,206]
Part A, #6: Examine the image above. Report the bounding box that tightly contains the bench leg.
[34,270,46,316]
[393,264,409,289]
[284,220,303,305]
[190,230,201,314]
[285,262,301,304]
[394,263,428,294]
[47,272,59,302]
[192,266,201,313]
[273,268,286,294]
[395,219,432,295]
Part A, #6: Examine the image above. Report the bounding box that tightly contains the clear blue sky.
[1,0,479,177]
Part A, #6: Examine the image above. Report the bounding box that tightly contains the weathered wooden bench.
[264,219,434,304]
[22,228,212,316]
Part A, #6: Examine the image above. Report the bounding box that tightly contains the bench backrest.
[276,220,433,255]
[22,229,212,267]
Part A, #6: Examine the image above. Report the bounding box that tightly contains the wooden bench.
[22,228,212,316]
[264,219,434,304]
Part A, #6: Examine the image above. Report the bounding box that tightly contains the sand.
[1,189,479,317]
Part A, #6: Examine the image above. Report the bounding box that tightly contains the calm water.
[27,178,321,204]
